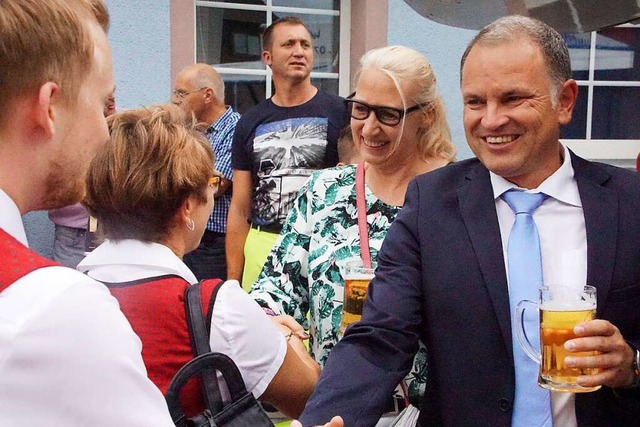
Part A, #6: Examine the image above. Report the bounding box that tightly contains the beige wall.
[170,0,195,84]
[348,0,388,90]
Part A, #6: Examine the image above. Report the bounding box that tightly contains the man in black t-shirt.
[227,17,348,290]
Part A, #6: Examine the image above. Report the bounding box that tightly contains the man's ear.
[204,87,215,104]
[557,79,578,126]
[34,82,60,139]
[262,50,272,67]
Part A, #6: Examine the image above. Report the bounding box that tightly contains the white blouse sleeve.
[208,280,287,398]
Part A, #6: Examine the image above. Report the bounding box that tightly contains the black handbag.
[165,281,274,427]
[166,352,275,427]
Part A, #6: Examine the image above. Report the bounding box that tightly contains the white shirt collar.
[490,144,582,207]
[0,188,28,246]
[78,239,198,284]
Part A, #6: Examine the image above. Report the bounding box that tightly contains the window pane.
[591,86,640,139]
[564,33,591,81]
[223,74,266,114]
[197,7,266,69]
[560,84,588,139]
[273,12,340,73]
[594,27,640,81]
[272,0,339,8]
[310,78,339,96]
[211,0,264,5]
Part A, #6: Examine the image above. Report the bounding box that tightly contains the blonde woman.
[251,45,456,421]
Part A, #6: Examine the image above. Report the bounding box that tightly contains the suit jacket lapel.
[457,162,513,354]
[571,152,616,312]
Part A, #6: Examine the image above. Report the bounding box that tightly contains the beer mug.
[339,260,376,336]
[515,285,600,392]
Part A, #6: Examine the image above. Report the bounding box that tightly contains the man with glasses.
[173,63,240,281]
[227,16,348,290]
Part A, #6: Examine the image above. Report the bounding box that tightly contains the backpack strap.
[0,228,58,291]
[184,278,225,412]
[200,278,224,337]
[185,278,224,355]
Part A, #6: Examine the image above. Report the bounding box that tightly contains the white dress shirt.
[0,188,28,246]
[491,144,586,427]
[0,194,174,426]
[78,239,287,399]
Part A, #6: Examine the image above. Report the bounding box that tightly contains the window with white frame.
[195,0,349,114]
[561,23,640,168]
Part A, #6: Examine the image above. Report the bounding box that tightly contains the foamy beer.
[339,260,376,336]
[515,285,599,392]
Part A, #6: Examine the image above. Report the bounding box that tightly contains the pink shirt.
[48,203,88,229]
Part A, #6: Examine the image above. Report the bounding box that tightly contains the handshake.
[291,416,344,427]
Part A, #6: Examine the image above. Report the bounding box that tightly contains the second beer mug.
[339,260,376,337]
[515,285,600,393]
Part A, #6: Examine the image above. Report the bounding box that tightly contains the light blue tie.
[502,190,552,427]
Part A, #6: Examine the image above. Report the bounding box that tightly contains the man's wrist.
[627,342,640,388]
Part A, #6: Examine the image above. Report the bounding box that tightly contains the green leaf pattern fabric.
[251,164,427,406]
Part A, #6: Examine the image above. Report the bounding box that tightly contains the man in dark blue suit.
[299,15,640,427]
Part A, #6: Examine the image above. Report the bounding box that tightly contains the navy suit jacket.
[300,152,640,426]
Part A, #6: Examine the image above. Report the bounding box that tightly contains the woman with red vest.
[78,104,320,418]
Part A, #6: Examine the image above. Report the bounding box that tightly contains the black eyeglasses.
[344,98,428,127]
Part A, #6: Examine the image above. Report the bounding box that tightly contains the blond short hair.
[84,104,215,242]
[357,45,456,162]
[0,0,108,122]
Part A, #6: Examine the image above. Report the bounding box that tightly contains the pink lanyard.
[356,163,410,407]
[356,163,372,269]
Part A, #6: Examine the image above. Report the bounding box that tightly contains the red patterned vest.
[103,275,223,417]
[0,227,58,292]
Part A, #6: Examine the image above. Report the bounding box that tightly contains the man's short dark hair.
[262,16,311,51]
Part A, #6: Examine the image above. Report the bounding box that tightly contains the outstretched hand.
[290,416,344,427]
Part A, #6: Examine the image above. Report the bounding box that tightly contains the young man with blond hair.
[0,1,173,424]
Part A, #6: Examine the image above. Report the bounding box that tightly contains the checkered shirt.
[206,106,240,233]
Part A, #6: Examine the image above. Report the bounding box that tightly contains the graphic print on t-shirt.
[252,117,329,226]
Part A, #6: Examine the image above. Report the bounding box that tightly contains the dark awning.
[404,0,640,33]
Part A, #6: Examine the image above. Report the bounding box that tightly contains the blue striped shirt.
[206,106,240,233]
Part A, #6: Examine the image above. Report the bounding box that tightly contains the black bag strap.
[166,352,254,425]
[185,282,215,356]
[185,282,223,412]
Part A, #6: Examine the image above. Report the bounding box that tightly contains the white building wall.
[106,0,172,109]
[388,0,476,160]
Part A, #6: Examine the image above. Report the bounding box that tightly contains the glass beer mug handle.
[514,299,541,364]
